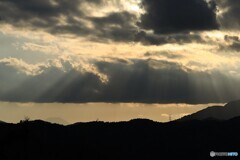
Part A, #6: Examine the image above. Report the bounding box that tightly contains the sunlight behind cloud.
[80,0,143,17]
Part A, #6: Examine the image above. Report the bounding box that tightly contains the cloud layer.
[2,0,238,45]
[0,0,240,104]
[1,58,240,104]
[0,0,138,42]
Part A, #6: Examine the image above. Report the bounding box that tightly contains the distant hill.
[0,120,5,123]
[1,100,240,160]
[180,100,240,121]
[1,118,240,160]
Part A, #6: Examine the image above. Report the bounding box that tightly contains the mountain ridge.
[180,99,240,121]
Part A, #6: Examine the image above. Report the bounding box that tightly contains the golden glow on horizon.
[1,23,240,76]
[0,102,222,124]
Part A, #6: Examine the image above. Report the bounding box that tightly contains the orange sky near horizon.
[0,102,224,125]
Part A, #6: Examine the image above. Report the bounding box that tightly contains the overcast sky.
[0,0,240,104]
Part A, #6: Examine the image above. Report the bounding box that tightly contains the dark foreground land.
[1,118,240,160]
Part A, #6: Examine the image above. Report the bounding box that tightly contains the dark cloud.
[216,0,240,29]
[139,0,219,34]
[224,35,239,42]
[227,42,240,52]
[224,35,240,51]
[218,35,240,53]
[144,51,184,59]
[135,31,204,45]
[0,0,210,45]
[0,0,138,42]
[0,58,240,104]
[0,0,86,33]
[2,0,240,46]
[89,12,138,42]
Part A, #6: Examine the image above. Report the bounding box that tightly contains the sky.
[0,0,240,122]
[0,102,220,124]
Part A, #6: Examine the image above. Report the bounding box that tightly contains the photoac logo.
[210,151,238,157]
[210,151,215,157]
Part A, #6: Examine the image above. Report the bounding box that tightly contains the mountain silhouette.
[0,120,5,123]
[1,117,240,160]
[1,101,240,159]
[180,100,240,121]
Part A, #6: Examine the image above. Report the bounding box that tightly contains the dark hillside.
[1,118,240,160]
